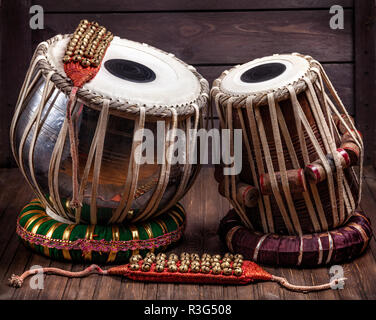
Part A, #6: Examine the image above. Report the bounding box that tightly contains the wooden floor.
[1,166,376,300]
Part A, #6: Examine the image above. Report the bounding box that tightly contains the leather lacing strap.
[74,100,110,223]
[307,72,345,226]
[327,106,356,217]
[288,85,329,231]
[10,54,51,209]
[326,232,334,264]
[315,61,363,209]
[66,86,81,209]
[89,99,111,224]
[29,72,66,219]
[225,98,253,229]
[268,93,302,235]
[133,108,178,223]
[115,106,146,223]
[48,113,70,220]
[10,44,46,161]
[17,71,55,211]
[317,236,324,265]
[275,99,321,232]
[253,234,269,262]
[237,97,268,233]
[304,78,341,227]
[325,94,363,204]
[294,86,339,228]
[157,103,200,217]
[255,97,294,234]
[245,98,274,233]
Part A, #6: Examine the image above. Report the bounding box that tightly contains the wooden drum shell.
[231,88,358,235]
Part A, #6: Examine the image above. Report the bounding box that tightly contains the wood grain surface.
[0,166,376,300]
[32,10,353,64]
[34,0,353,12]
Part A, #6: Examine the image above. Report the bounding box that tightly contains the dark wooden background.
[0,0,375,168]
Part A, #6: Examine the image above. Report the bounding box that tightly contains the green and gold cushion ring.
[16,199,186,264]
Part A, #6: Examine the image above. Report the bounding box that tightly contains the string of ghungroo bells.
[63,19,113,68]
[62,20,113,209]
[129,252,244,276]
[8,251,345,293]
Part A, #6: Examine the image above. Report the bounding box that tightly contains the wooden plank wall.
[0,0,374,167]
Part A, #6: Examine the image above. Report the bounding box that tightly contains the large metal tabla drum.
[213,53,372,266]
[10,33,209,226]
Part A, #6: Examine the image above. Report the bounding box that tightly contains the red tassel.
[64,62,101,88]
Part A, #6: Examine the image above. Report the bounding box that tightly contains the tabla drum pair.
[11,21,209,263]
[214,54,372,266]
[11,21,372,268]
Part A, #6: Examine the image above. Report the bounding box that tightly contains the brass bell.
[73,55,82,62]
[169,254,179,262]
[224,253,234,260]
[234,267,243,277]
[223,267,232,276]
[179,265,188,273]
[168,264,178,273]
[129,264,140,271]
[212,266,221,275]
[129,255,141,264]
[62,55,71,63]
[157,261,166,267]
[234,254,244,260]
[156,253,167,260]
[211,257,220,263]
[191,266,200,273]
[201,266,210,274]
[180,260,190,266]
[167,260,176,266]
[221,261,231,269]
[146,252,156,261]
[141,263,151,272]
[222,257,232,264]
[155,264,164,273]
[180,252,189,259]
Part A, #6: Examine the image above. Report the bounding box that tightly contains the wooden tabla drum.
[212,53,372,266]
[10,32,209,226]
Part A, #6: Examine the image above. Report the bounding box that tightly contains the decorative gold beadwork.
[63,20,113,68]
[19,209,45,221]
[106,225,120,263]
[143,224,154,253]
[24,213,45,231]
[168,212,180,229]
[30,216,51,235]
[83,225,95,261]
[44,222,63,256]
[62,224,76,260]
[129,225,140,256]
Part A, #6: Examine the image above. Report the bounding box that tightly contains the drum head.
[220,54,310,95]
[46,35,201,107]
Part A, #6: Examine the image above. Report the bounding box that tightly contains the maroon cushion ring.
[219,210,372,267]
